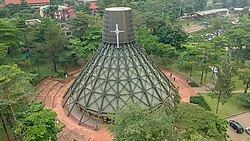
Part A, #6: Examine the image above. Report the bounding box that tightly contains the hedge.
[190,96,211,111]
[188,81,199,87]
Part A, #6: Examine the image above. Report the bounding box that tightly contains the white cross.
[110,24,124,48]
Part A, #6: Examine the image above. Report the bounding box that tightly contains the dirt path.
[184,25,205,33]
[34,68,198,141]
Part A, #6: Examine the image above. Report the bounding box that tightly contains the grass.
[34,62,55,78]
[203,93,250,118]
[168,64,214,86]
[168,64,246,90]
[32,61,79,85]
[232,76,246,90]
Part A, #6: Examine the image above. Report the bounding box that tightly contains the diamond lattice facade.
[63,7,179,130]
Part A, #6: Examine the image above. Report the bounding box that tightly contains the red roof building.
[89,1,98,13]
[5,0,50,6]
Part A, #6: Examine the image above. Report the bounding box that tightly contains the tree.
[57,38,87,68]
[238,62,250,93]
[136,27,161,55]
[238,93,250,108]
[0,43,8,60]
[210,36,228,51]
[74,2,90,14]
[178,43,202,77]
[50,0,63,5]
[193,0,208,11]
[44,5,59,18]
[14,102,61,141]
[80,29,102,54]
[110,102,228,141]
[156,43,178,65]
[0,7,10,18]
[68,12,94,38]
[173,103,228,140]
[209,56,236,114]
[136,27,178,64]
[57,27,102,68]
[97,0,130,8]
[224,19,250,64]
[0,64,35,121]
[30,42,46,73]
[186,132,212,141]
[178,42,225,83]
[195,42,221,84]
[181,0,208,13]
[109,103,178,141]
[43,20,68,72]
[0,18,21,57]
[154,23,188,49]
[12,8,40,19]
[208,17,229,37]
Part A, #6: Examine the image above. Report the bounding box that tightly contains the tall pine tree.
[209,55,236,114]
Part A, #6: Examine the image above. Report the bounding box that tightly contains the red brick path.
[34,68,197,141]
[161,68,197,102]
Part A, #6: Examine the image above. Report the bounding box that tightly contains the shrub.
[57,69,65,78]
[31,74,47,85]
[238,93,250,108]
[188,81,199,87]
[190,96,211,111]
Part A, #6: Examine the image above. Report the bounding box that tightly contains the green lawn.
[203,93,250,118]
[232,76,246,90]
[168,64,214,86]
[168,64,246,90]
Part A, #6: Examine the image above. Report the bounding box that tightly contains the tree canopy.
[174,103,228,140]
[109,102,228,141]
[14,102,61,141]
[0,64,35,120]
[109,103,177,141]
[210,56,236,114]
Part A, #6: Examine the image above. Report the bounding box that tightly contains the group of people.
[169,73,175,81]
[169,73,189,83]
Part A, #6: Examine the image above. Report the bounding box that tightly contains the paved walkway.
[161,68,198,102]
[33,69,113,141]
[226,112,250,141]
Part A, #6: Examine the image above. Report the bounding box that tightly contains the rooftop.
[5,0,50,5]
[195,8,228,16]
[105,7,131,11]
[234,8,244,11]
[89,1,98,10]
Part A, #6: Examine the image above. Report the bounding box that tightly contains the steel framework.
[63,7,179,130]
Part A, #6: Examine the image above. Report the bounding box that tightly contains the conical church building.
[63,7,179,130]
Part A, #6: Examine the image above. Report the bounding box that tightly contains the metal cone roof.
[63,7,179,130]
[63,42,178,129]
